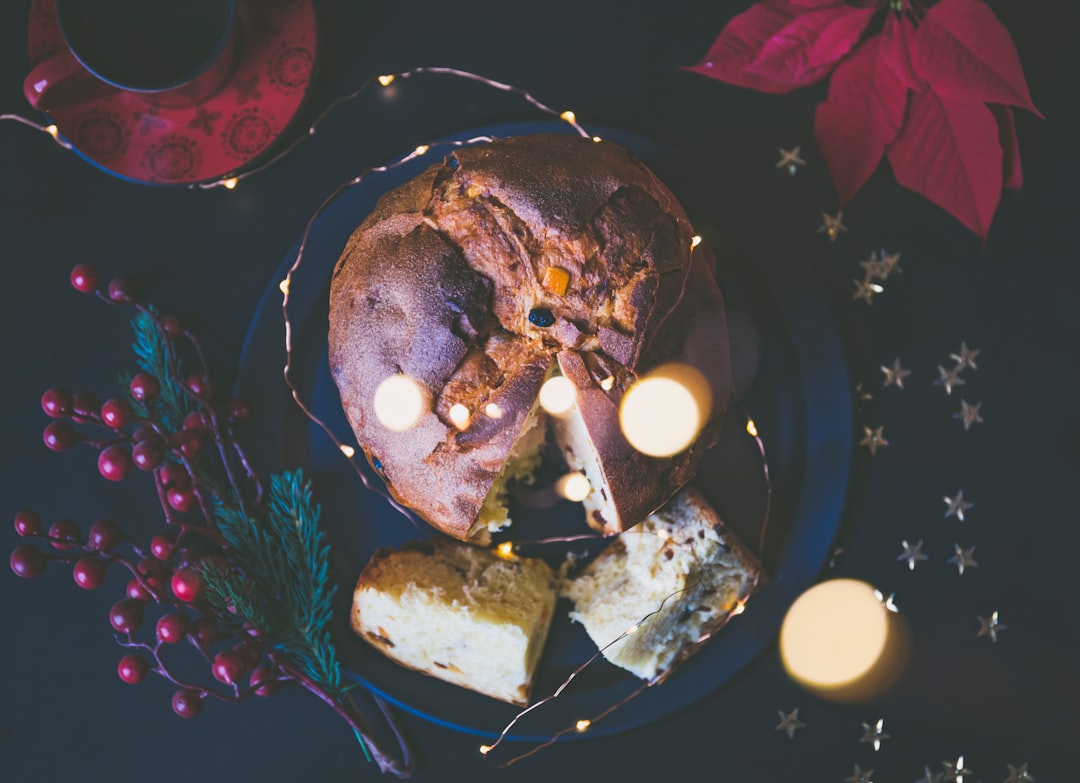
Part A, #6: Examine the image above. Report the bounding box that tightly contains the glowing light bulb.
[479,744,492,756]
[373,374,427,432]
[448,403,471,429]
[377,74,395,87]
[575,719,591,732]
[691,234,702,249]
[560,110,577,124]
[539,376,576,416]
[780,579,908,702]
[414,144,430,156]
[599,376,615,391]
[339,444,355,458]
[222,177,238,190]
[627,624,639,635]
[591,136,602,143]
[46,124,58,138]
[496,542,515,559]
[555,472,591,502]
[278,279,290,296]
[619,363,712,458]
[745,418,758,437]
[485,402,503,419]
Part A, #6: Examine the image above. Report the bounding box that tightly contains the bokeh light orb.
[619,363,711,458]
[373,374,426,432]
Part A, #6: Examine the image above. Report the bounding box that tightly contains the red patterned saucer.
[27,0,318,186]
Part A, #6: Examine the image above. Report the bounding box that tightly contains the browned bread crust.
[329,134,732,540]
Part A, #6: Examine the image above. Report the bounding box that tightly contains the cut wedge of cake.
[351,539,558,705]
[564,487,759,681]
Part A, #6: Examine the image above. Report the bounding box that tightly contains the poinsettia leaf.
[991,104,1023,189]
[879,12,924,90]
[684,0,875,93]
[684,1,806,93]
[814,37,909,205]
[746,6,878,88]
[910,0,1042,117]
[887,91,1003,239]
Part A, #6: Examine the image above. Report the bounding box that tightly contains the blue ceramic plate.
[234,121,852,742]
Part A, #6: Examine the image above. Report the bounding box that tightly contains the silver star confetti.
[859,718,891,751]
[859,252,889,281]
[898,539,929,571]
[880,250,903,277]
[845,764,875,783]
[1004,762,1034,782]
[854,277,883,304]
[860,425,889,455]
[917,766,945,783]
[819,210,848,242]
[955,400,984,431]
[873,589,899,613]
[943,755,973,783]
[977,611,1006,642]
[948,543,979,575]
[950,342,980,371]
[944,490,975,522]
[776,708,805,739]
[776,146,806,176]
[934,364,967,395]
[881,358,912,389]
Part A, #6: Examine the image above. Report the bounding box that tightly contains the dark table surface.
[3,1,1079,781]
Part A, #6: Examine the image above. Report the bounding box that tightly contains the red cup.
[24,0,238,111]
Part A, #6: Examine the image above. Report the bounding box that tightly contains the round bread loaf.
[329,134,732,541]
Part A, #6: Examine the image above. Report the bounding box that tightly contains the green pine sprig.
[131,307,196,430]
[201,470,341,695]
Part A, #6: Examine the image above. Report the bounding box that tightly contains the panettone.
[350,539,558,706]
[328,134,732,541]
[563,486,759,681]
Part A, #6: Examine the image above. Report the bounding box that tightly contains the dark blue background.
[3,1,1078,781]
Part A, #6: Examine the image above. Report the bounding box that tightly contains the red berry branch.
[9,267,414,778]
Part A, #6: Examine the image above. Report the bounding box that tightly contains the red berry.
[182,410,209,431]
[48,518,80,550]
[150,532,176,560]
[87,519,121,551]
[185,374,209,398]
[10,545,46,578]
[70,263,100,293]
[117,653,150,684]
[167,487,198,513]
[98,445,133,482]
[14,509,42,537]
[156,613,188,645]
[132,439,165,471]
[161,315,183,337]
[126,578,152,602]
[132,425,158,443]
[171,689,204,719]
[171,429,204,460]
[73,556,107,589]
[157,462,189,489]
[249,667,279,697]
[100,398,133,429]
[71,391,101,422]
[43,421,79,451]
[225,399,251,423]
[193,618,219,645]
[41,388,73,418]
[136,558,166,593]
[129,373,160,402]
[171,568,204,602]
[107,277,135,303]
[109,599,144,634]
[212,650,247,685]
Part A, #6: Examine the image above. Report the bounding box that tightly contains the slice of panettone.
[351,539,558,706]
[564,486,759,681]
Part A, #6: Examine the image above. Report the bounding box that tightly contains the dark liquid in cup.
[61,0,233,90]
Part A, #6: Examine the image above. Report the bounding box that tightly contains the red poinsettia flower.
[686,0,1041,240]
